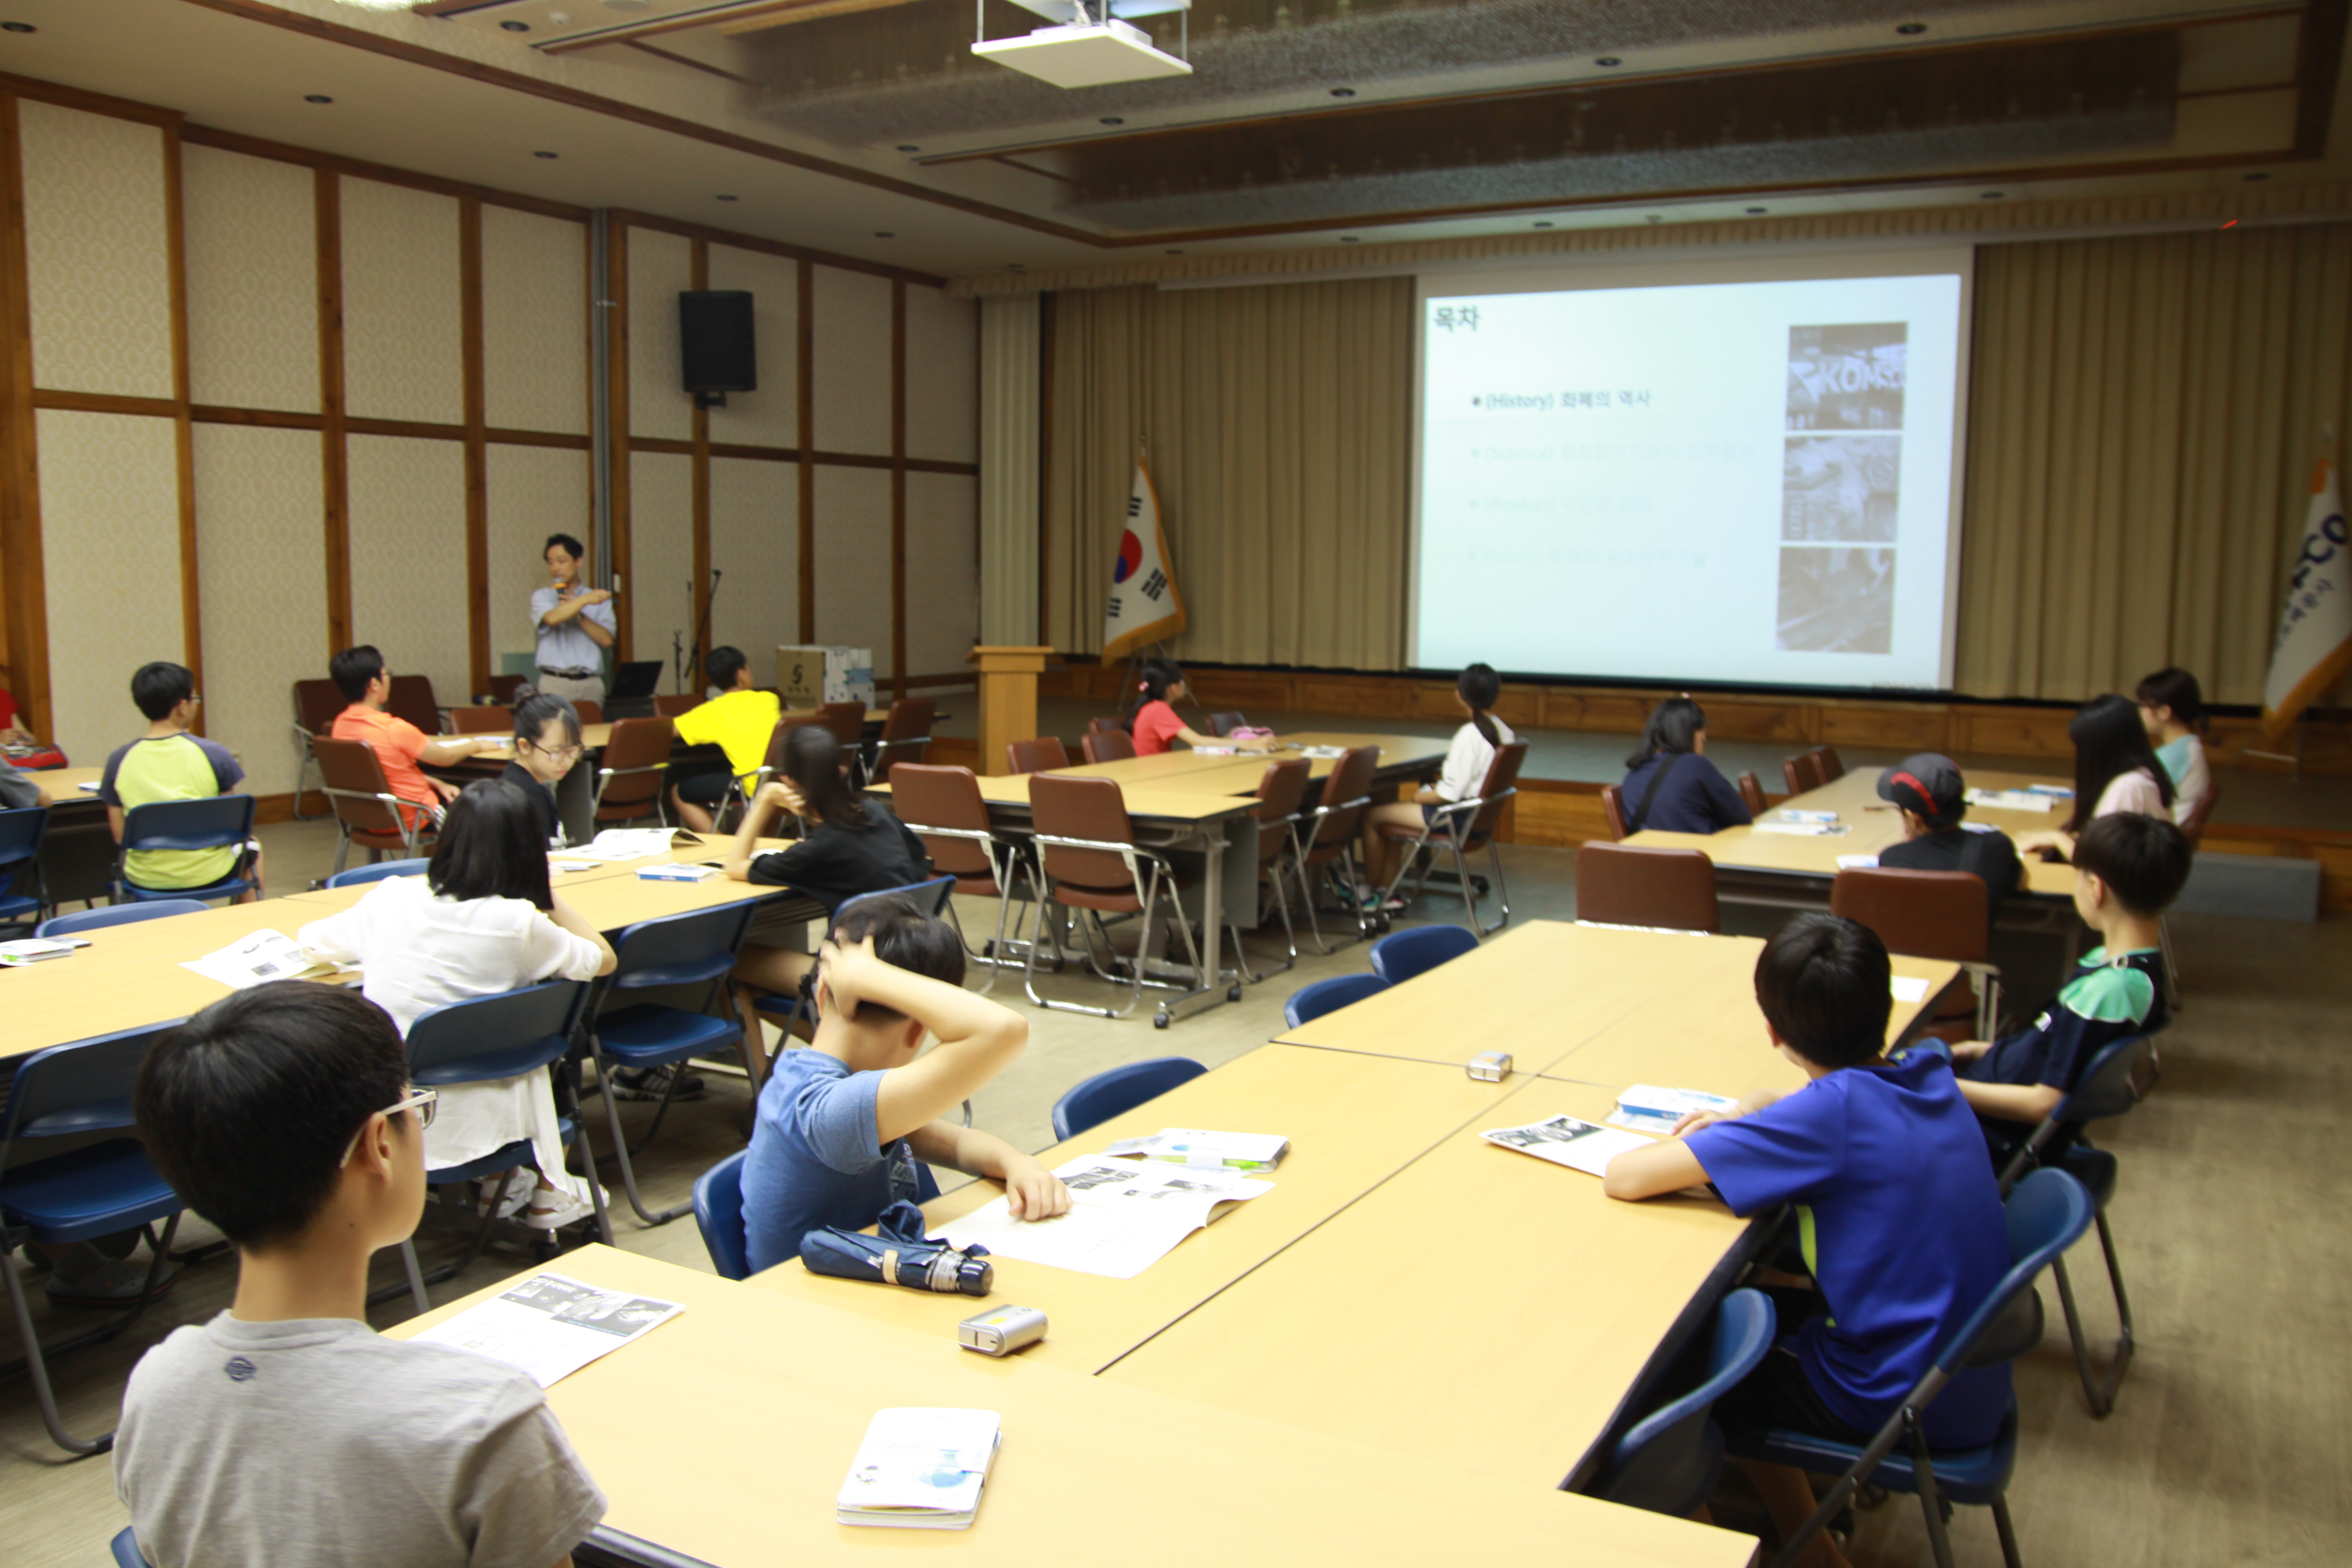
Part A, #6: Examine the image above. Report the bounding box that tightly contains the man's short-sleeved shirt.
[1130,700,1185,757]
[1969,946,2165,1103]
[98,734,245,888]
[673,687,782,785]
[1685,1052,2012,1446]
[116,1312,604,1568]
[333,704,436,823]
[1879,825,2023,915]
[741,1050,920,1274]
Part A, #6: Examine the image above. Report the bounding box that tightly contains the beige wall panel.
[905,285,978,465]
[488,443,593,669]
[340,176,462,425]
[38,411,184,765]
[483,205,588,435]
[348,435,469,708]
[706,245,799,450]
[709,456,799,677]
[811,266,892,456]
[18,101,172,398]
[192,425,326,796]
[183,145,318,413]
[904,472,978,680]
[628,226,692,441]
[813,465,893,679]
[627,451,694,692]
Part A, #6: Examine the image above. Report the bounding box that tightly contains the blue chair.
[585,901,758,1225]
[695,1145,945,1283]
[38,900,209,937]
[325,856,432,889]
[749,875,960,1032]
[0,803,49,928]
[109,1527,151,1567]
[1596,1288,1776,1517]
[1050,1056,1207,1141]
[1996,1033,2157,1417]
[113,795,258,904]
[1368,924,1478,985]
[1282,973,1388,1029]
[0,1024,188,1456]
[380,981,603,1315]
[1724,1167,2096,1568]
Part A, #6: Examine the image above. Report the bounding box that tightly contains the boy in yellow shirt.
[668,646,780,833]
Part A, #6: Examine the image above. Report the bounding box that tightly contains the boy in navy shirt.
[740,894,1071,1274]
[1604,913,2009,1568]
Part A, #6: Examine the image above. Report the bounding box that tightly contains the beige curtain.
[1043,278,1413,668]
[1959,223,2352,705]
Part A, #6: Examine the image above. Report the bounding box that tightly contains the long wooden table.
[394,1247,1752,1568]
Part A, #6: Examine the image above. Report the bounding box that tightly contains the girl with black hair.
[2016,693,2175,861]
[2135,667,2210,826]
[297,780,616,1229]
[1617,696,1753,834]
[1359,663,1518,902]
[1126,658,1277,757]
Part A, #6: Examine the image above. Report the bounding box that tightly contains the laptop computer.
[609,660,664,700]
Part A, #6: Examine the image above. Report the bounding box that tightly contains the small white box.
[776,645,875,710]
[971,20,1193,89]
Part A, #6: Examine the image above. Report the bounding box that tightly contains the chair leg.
[588,1054,692,1226]
[1989,1493,2025,1568]
[399,1239,431,1315]
[1,1243,109,1456]
[1479,837,1513,937]
[2054,1209,2134,1417]
[331,828,352,878]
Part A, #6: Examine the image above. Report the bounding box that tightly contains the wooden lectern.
[968,646,1053,775]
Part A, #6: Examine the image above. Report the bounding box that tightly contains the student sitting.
[121,984,606,1567]
[1360,661,1516,903]
[297,781,614,1230]
[668,646,781,833]
[1125,659,1276,758]
[1946,811,2188,1166]
[0,758,49,809]
[740,894,1070,1273]
[503,691,582,847]
[328,645,494,832]
[0,684,65,769]
[2135,666,2211,828]
[1873,752,2021,912]
[1617,696,1753,834]
[1602,913,2009,1568]
[724,723,932,1061]
[2016,692,2173,862]
[98,661,263,901]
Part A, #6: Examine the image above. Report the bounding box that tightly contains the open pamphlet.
[1774,809,1838,824]
[1891,974,1932,1003]
[636,861,723,882]
[1608,1085,1738,1135]
[549,827,703,866]
[1752,820,1852,837]
[1964,788,2055,813]
[76,779,102,794]
[182,931,351,990]
[1291,744,1350,759]
[1836,854,1879,870]
[1481,1114,1655,1178]
[1100,1127,1289,1173]
[837,1408,1001,1530]
[411,1272,683,1389]
[938,1156,1271,1280]
[0,936,89,966]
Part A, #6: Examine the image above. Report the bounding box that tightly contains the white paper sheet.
[938,1157,1271,1280]
[1964,788,2055,813]
[1753,821,1852,837]
[1609,1085,1738,1133]
[182,931,344,990]
[1481,1115,1654,1177]
[1891,975,1931,1003]
[411,1273,683,1389]
[1836,854,1879,870]
[1100,1127,1289,1172]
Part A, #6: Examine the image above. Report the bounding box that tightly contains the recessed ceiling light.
[500,19,530,31]
[304,94,333,104]
[716,194,738,201]
[1981,190,2005,199]
[1340,235,1360,243]
[1534,220,1554,229]
[1595,56,1621,67]
[1330,87,1356,98]
[1,21,37,34]
[1746,206,1767,214]
[2247,171,2271,182]
[1897,22,1927,35]
[534,150,558,159]
[1100,116,1125,125]
[874,231,894,239]
[897,144,920,152]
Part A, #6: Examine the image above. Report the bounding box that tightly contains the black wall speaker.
[679,291,755,405]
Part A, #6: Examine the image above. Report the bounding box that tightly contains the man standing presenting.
[532,533,616,709]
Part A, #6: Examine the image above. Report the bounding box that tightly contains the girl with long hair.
[1616,695,1753,834]
[2016,692,2175,860]
[1124,659,1277,757]
[1359,662,1517,905]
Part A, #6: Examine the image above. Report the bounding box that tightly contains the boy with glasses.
[504,691,584,847]
[120,986,605,1568]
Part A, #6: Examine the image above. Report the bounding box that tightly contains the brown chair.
[1783,751,1826,796]
[572,699,603,725]
[1229,757,1315,982]
[1082,729,1136,764]
[1374,741,1528,939]
[448,705,510,736]
[591,717,675,827]
[868,697,936,786]
[312,736,436,876]
[891,763,1029,994]
[1574,842,1720,933]
[2177,776,2220,848]
[1207,711,1248,738]
[485,673,527,704]
[652,693,703,721]
[1600,784,1628,841]
[1831,867,2000,1038]
[1023,773,1202,1023]
[386,674,441,736]
[1086,716,1129,736]
[1812,746,1846,783]
[291,678,347,821]
[1737,770,1767,818]
[1287,746,1380,954]
[1005,736,1069,775]
[748,715,825,803]
[816,701,868,752]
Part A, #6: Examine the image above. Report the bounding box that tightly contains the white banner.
[1101,459,1185,662]
[2261,457,2352,738]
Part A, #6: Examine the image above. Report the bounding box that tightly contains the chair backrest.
[1783,752,1825,795]
[1599,784,1628,841]
[449,704,509,736]
[652,693,703,720]
[1369,924,1479,984]
[1081,729,1136,764]
[1282,973,1389,1028]
[889,764,997,879]
[1251,758,1315,866]
[1829,867,1989,964]
[595,717,675,819]
[110,1526,152,1568]
[833,875,958,932]
[325,857,432,889]
[385,674,440,735]
[759,715,823,776]
[310,737,410,837]
[1027,773,1137,891]
[1575,842,1720,933]
[573,699,604,724]
[1005,736,1069,775]
[1085,716,1129,736]
[121,795,256,858]
[486,673,527,704]
[1050,1056,1208,1141]
[1812,746,1845,783]
[2178,776,2221,846]
[1306,746,1380,850]
[0,802,48,869]
[2059,1033,2157,1125]
[408,980,587,1086]
[0,1024,180,1149]
[292,678,344,736]
[816,701,867,750]
[693,1149,753,1281]
[878,697,935,743]
[1600,1288,1776,1515]
[1936,1167,2094,1374]
[38,899,208,937]
[1207,711,1248,738]
[607,900,758,990]
[1457,740,1528,847]
[1736,771,1766,818]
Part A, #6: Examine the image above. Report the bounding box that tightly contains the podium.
[968,646,1053,776]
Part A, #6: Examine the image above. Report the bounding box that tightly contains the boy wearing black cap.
[1875,753,2022,914]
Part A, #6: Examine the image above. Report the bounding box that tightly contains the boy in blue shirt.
[740,893,1071,1274]
[1604,913,2009,1568]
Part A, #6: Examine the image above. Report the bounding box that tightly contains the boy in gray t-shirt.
[117,985,604,1568]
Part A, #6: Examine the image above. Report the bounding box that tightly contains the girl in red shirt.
[1125,661,1277,757]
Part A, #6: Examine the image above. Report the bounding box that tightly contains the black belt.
[538,666,597,680]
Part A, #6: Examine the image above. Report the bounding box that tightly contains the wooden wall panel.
[903,471,978,679]
[181,144,317,413]
[810,265,892,456]
[339,176,462,426]
[709,454,799,679]
[347,433,470,709]
[705,244,798,451]
[486,443,593,672]
[628,449,695,693]
[627,225,691,442]
[17,101,172,399]
[904,284,978,464]
[191,424,325,795]
[481,203,587,436]
[812,464,893,677]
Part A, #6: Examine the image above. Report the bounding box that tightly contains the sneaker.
[1355,887,1407,915]
[609,1065,705,1102]
[45,1249,180,1309]
[521,1190,602,1231]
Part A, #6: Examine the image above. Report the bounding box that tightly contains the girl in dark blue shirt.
[1618,697,1753,834]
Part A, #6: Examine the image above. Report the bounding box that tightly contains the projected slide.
[1414,262,1966,690]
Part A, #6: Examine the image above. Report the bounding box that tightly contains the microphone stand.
[684,569,722,696]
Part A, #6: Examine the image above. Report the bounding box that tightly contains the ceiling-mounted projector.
[972,0,1192,90]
